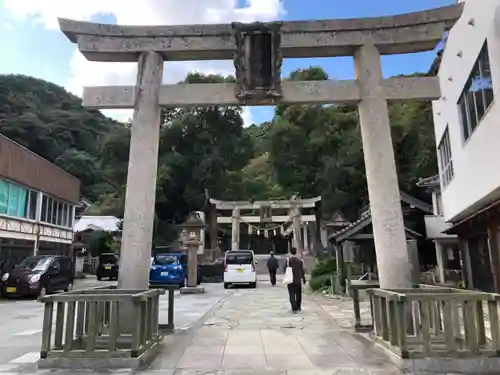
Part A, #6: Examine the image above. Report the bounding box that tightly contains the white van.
[223,250,257,289]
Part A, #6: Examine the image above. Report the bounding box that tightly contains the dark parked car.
[0,255,74,298]
[199,257,225,283]
[0,260,15,298]
[96,253,119,281]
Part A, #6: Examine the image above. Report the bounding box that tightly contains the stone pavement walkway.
[0,282,229,375]
[146,282,403,374]
[316,293,373,331]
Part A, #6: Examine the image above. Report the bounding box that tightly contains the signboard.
[232,21,283,101]
[260,205,272,222]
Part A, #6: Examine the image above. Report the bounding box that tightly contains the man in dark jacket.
[267,251,279,286]
[284,247,306,312]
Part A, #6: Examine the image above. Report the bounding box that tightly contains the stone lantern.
[179,212,205,294]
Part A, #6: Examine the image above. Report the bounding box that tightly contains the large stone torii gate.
[59,4,462,290]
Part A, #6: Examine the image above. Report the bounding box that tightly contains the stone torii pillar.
[291,205,304,256]
[303,224,309,253]
[354,44,412,289]
[117,51,163,290]
[231,207,240,250]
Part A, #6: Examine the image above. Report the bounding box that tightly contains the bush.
[311,257,336,278]
[86,231,114,257]
[309,257,337,291]
[309,273,332,292]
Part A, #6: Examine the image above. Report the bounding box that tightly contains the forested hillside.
[0,69,437,243]
[0,74,122,201]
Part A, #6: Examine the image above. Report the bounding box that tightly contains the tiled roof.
[326,211,351,226]
[416,175,440,188]
[399,191,433,214]
[329,191,428,241]
[329,211,372,241]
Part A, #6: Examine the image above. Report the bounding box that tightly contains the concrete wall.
[433,0,500,222]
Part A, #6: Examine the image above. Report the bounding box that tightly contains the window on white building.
[0,178,38,220]
[40,193,74,229]
[438,127,454,188]
[458,42,494,142]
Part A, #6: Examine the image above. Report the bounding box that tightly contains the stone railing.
[158,285,175,332]
[348,280,380,331]
[366,287,500,359]
[329,272,342,295]
[38,287,166,369]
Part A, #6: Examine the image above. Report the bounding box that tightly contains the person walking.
[284,247,306,313]
[267,251,279,286]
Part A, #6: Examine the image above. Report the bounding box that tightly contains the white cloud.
[3,0,285,125]
[241,107,254,127]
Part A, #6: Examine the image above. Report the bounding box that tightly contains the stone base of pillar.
[180,286,205,294]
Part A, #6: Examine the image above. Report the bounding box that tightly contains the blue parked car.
[149,253,201,288]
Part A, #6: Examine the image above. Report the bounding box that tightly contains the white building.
[432,0,500,292]
[0,135,80,264]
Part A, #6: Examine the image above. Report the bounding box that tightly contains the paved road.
[0,276,402,375]
[0,278,232,374]
[0,277,115,373]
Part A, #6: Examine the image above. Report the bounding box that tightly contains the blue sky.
[0,0,454,125]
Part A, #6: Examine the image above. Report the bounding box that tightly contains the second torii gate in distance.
[209,196,321,255]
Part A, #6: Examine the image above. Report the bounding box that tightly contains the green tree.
[156,105,253,223]
[0,71,437,247]
[54,150,101,200]
[0,74,121,202]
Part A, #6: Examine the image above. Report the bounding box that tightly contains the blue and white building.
[0,134,80,262]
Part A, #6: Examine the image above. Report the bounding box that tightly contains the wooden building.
[329,191,434,287]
